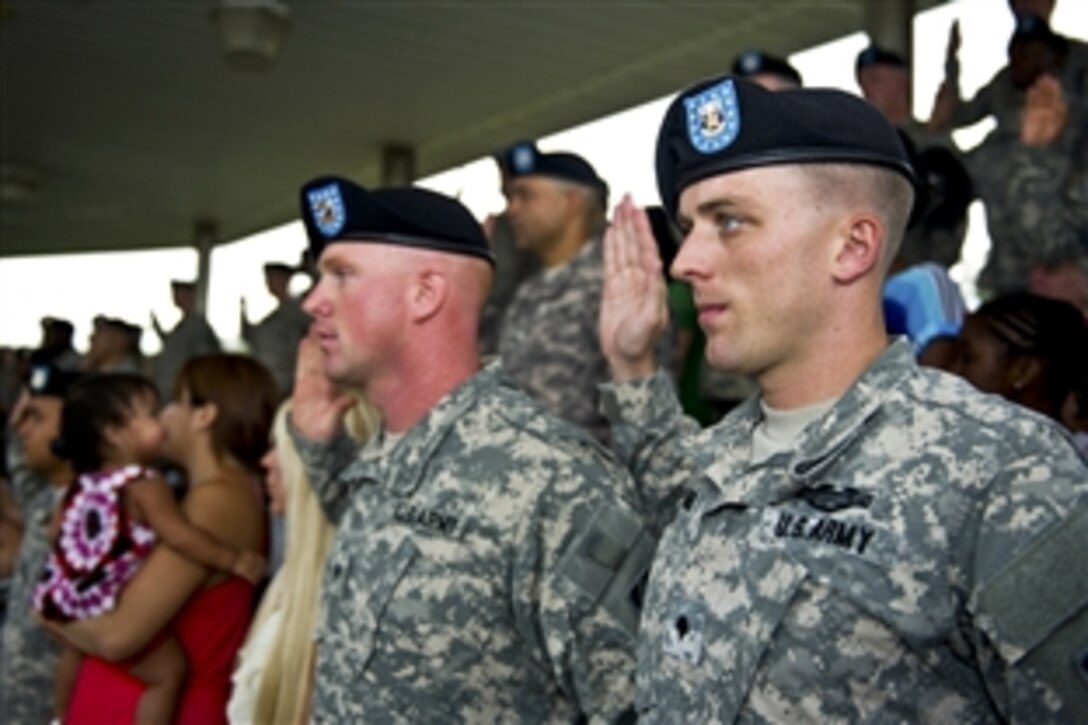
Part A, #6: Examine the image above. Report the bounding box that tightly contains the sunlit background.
[1,0,1084,354]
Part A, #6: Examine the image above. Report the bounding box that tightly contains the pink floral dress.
[33,465,157,622]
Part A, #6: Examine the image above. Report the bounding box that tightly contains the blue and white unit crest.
[308,183,346,238]
[511,143,536,174]
[684,79,740,154]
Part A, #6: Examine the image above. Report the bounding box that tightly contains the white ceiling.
[1,0,941,257]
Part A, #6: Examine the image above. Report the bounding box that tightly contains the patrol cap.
[300,175,494,266]
[655,74,916,218]
[27,363,82,399]
[855,44,908,73]
[504,146,609,201]
[732,48,803,87]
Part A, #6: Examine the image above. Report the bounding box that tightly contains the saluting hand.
[290,332,356,441]
[600,195,669,381]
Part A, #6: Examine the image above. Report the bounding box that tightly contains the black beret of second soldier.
[300,176,494,266]
[504,145,609,203]
[655,75,916,218]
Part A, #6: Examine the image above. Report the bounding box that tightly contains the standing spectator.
[152,280,221,400]
[45,354,277,725]
[241,263,311,398]
[478,141,542,357]
[0,364,80,724]
[83,317,143,375]
[290,177,649,720]
[497,147,614,441]
[599,74,1086,721]
[31,317,82,371]
[855,44,974,271]
[227,397,379,724]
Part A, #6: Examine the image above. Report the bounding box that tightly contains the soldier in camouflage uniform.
[497,147,614,442]
[289,177,652,721]
[241,262,311,398]
[151,280,221,400]
[598,75,1088,721]
[968,70,1086,297]
[0,365,80,724]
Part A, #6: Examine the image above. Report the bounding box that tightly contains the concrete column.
[193,218,217,316]
[381,143,416,186]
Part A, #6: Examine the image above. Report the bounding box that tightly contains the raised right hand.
[290,333,356,441]
[600,195,669,381]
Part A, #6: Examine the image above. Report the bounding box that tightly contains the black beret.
[300,176,494,266]
[1010,13,1065,51]
[732,49,803,87]
[655,75,915,218]
[855,44,908,73]
[27,363,82,398]
[505,146,609,201]
[494,140,538,175]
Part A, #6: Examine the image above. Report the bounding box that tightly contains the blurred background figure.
[31,318,82,372]
[731,48,803,90]
[951,291,1088,426]
[241,262,311,399]
[933,10,1086,299]
[497,146,614,441]
[152,280,221,401]
[83,316,144,375]
[884,262,968,370]
[228,397,379,725]
[855,44,974,273]
[478,140,542,357]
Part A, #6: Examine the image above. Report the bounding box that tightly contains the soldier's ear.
[831,212,883,284]
[408,269,449,323]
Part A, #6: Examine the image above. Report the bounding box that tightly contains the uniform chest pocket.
[315,532,418,679]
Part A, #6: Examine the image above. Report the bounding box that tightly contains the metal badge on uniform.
[307,182,346,239]
[684,79,740,155]
[662,603,706,666]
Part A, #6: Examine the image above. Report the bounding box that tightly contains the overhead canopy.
[1,0,938,258]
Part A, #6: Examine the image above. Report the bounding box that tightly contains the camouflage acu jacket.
[601,340,1088,723]
[0,442,62,725]
[498,237,612,442]
[292,363,653,723]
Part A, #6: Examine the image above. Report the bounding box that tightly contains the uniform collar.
[702,338,915,505]
[342,362,502,496]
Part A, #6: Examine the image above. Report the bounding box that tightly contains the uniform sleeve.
[513,455,653,723]
[964,436,1088,722]
[599,370,704,517]
[1002,141,1088,266]
[286,415,361,526]
[949,68,1004,129]
[5,433,47,512]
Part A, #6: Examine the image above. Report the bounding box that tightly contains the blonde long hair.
[251,398,380,725]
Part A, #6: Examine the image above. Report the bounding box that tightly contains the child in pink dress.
[34,373,265,725]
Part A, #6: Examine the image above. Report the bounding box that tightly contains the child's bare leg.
[53,645,82,721]
[128,634,187,725]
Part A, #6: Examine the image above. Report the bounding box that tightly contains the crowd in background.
[0,0,1085,721]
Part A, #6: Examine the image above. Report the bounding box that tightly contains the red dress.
[66,577,254,725]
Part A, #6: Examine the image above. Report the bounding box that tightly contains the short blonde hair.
[251,397,380,725]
